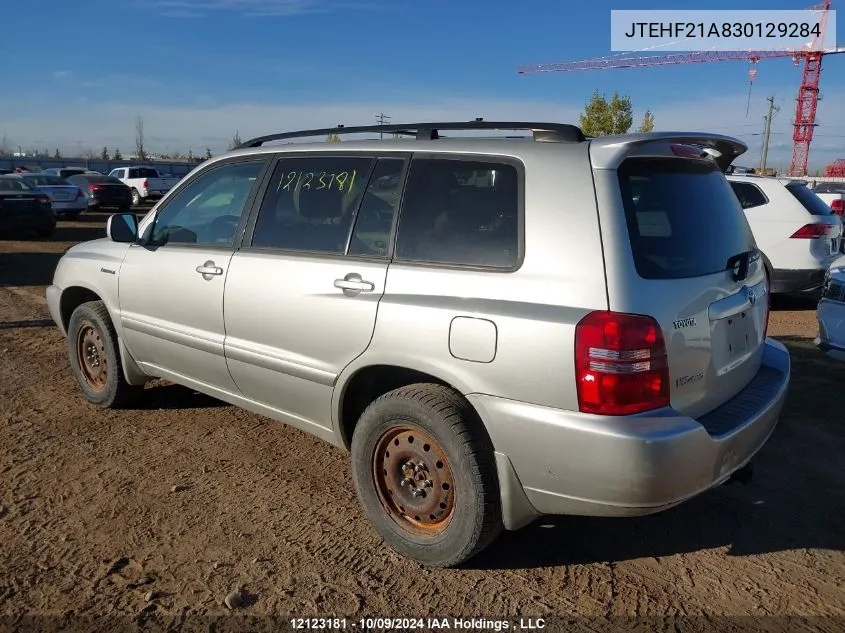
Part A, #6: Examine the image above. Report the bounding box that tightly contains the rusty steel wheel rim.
[76,320,108,391]
[373,425,456,536]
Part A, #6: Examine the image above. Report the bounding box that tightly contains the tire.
[350,383,503,567]
[130,189,141,206]
[67,301,143,408]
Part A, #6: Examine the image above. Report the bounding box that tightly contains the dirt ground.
[1,213,843,633]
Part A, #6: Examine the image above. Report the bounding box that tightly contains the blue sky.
[1,0,843,170]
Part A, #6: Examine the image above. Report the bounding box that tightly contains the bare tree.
[81,148,97,159]
[0,135,12,155]
[228,130,242,151]
[135,113,147,161]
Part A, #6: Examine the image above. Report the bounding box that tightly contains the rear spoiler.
[588,132,748,173]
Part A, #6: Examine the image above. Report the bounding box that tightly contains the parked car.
[107,166,180,206]
[46,122,791,567]
[0,169,13,175]
[0,174,56,237]
[65,174,132,212]
[816,255,845,362]
[14,173,87,218]
[40,167,100,179]
[727,174,842,294]
[811,182,845,215]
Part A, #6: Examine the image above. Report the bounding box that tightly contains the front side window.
[394,158,520,269]
[149,160,265,247]
[251,156,375,254]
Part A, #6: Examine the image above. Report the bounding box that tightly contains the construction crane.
[518,1,844,177]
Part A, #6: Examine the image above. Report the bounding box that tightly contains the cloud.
[1,91,843,171]
[148,0,374,17]
[52,70,72,79]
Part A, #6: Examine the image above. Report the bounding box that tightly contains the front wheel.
[67,301,143,408]
[350,384,503,567]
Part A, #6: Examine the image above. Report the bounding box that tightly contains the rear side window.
[395,158,519,269]
[618,158,756,280]
[787,182,833,216]
[729,181,768,209]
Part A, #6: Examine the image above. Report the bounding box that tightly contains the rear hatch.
[592,137,769,419]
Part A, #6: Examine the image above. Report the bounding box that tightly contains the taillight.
[88,184,102,192]
[831,199,844,216]
[142,179,149,189]
[574,311,670,416]
[790,223,833,238]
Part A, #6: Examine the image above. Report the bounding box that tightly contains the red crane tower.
[518,1,844,176]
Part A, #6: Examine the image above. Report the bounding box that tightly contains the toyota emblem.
[745,286,757,306]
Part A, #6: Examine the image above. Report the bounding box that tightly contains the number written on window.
[277,170,358,192]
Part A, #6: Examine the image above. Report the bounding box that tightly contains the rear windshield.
[59,169,86,177]
[129,168,159,178]
[85,175,124,184]
[24,175,68,186]
[618,158,756,280]
[0,178,33,191]
[787,182,834,216]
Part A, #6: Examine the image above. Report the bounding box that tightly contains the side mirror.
[106,213,138,243]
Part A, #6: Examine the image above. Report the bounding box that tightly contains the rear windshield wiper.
[725,249,760,282]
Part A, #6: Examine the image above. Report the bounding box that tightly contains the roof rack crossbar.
[238,120,586,148]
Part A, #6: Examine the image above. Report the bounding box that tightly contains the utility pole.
[375,112,391,139]
[760,95,779,173]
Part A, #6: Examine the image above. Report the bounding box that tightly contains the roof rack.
[238,119,586,148]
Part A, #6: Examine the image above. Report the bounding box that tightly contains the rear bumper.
[469,338,791,530]
[816,299,845,362]
[0,214,56,232]
[771,267,827,294]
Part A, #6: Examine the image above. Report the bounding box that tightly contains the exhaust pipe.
[726,462,754,485]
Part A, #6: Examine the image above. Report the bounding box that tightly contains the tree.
[326,133,341,142]
[101,146,110,160]
[54,148,62,159]
[188,148,194,161]
[135,113,147,161]
[638,110,655,133]
[228,130,242,150]
[82,148,97,159]
[579,90,634,137]
[205,148,212,159]
[0,135,11,155]
[113,147,123,160]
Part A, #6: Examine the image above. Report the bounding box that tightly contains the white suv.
[727,174,842,295]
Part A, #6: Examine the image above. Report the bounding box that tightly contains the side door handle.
[196,260,224,279]
[334,272,375,295]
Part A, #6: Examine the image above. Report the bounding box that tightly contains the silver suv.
[46,121,791,567]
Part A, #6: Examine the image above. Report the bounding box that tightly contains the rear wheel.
[67,301,143,408]
[130,189,141,206]
[350,384,502,567]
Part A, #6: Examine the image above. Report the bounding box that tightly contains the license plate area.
[726,313,750,359]
[712,311,756,376]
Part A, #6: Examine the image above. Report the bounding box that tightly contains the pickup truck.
[108,166,180,206]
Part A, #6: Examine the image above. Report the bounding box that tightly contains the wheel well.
[340,365,461,449]
[60,287,103,331]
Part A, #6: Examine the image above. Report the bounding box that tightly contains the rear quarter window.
[618,158,756,280]
[787,182,834,216]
